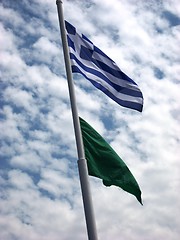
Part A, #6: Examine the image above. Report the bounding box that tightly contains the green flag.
[80,117,142,204]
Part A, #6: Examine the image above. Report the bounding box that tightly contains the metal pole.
[56,1,98,239]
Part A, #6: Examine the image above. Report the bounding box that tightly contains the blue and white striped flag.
[65,21,143,112]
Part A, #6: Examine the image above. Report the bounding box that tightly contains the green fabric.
[80,117,142,204]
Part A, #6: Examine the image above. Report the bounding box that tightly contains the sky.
[0,0,180,239]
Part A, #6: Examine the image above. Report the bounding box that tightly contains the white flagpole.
[56,1,98,239]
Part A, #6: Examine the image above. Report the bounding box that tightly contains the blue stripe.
[82,34,93,44]
[79,45,136,84]
[67,35,75,51]
[94,45,115,62]
[70,53,143,98]
[65,21,76,35]
[72,66,143,112]
[94,59,136,84]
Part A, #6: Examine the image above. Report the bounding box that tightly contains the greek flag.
[65,21,143,112]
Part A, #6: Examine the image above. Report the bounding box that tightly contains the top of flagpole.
[56,0,62,3]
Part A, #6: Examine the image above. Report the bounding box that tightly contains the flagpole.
[56,1,98,239]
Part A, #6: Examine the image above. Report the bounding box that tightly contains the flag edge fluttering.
[65,21,144,112]
[80,117,142,205]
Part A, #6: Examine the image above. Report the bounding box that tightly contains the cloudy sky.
[0,0,180,239]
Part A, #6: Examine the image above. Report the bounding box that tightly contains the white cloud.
[32,37,60,64]
[0,4,24,28]
[4,87,35,110]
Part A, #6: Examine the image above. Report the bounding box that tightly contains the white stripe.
[71,58,143,104]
